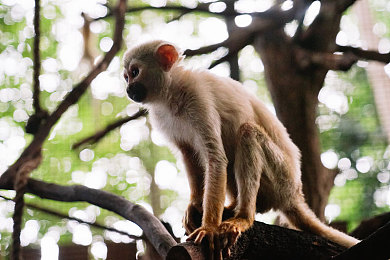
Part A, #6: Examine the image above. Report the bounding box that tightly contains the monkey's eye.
[131,67,139,78]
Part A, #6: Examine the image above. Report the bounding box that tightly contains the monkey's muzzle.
[127,82,147,103]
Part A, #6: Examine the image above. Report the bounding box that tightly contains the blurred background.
[0,0,390,259]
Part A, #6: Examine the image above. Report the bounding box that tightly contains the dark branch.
[0,195,141,240]
[26,0,48,135]
[99,2,297,21]
[337,45,390,64]
[333,220,390,260]
[72,108,148,149]
[295,47,358,71]
[32,0,42,115]
[0,178,177,258]
[167,221,346,259]
[350,212,390,239]
[335,0,358,13]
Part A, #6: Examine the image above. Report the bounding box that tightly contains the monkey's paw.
[183,203,202,234]
[187,226,223,260]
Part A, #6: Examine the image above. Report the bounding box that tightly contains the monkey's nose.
[127,82,147,103]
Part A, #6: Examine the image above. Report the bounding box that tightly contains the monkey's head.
[123,40,180,103]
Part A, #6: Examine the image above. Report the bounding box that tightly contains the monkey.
[122,40,360,258]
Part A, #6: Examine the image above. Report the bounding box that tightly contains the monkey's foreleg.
[177,142,205,234]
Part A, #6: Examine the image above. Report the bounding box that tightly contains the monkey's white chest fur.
[149,103,204,153]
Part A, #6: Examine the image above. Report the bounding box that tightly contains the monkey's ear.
[156,44,179,72]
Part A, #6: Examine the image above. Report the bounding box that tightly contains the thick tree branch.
[350,212,390,239]
[167,221,346,259]
[295,47,358,71]
[72,108,148,149]
[0,195,141,240]
[333,220,390,260]
[0,178,177,258]
[337,45,390,64]
[0,0,127,186]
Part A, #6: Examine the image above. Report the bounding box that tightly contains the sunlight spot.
[41,235,59,260]
[373,187,390,207]
[13,109,28,122]
[281,0,293,11]
[151,129,168,147]
[84,168,107,189]
[235,0,272,12]
[79,149,94,162]
[334,173,346,187]
[99,37,113,52]
[356,156,372,173]
[377,171,390,183]
[155,160,178,189]
[235,14,252,28]
[39,74,60,93]
[321,150,338,169]
[325,204,340,223]
[336,31,348,46]
[338,158,351,171]
[20,220,40,246]
[91,241,107,259]
[345,169,358,180]
[199,18,228,44]
[72,224,92,246]
[209,2,226,13]
[303,1,320,27]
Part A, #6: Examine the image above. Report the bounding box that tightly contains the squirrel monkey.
[123,40,359,258]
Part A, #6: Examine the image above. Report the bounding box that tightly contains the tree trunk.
[253,30,335,221]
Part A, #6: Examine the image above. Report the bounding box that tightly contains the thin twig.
[32,0,42,115]
[72,108,148,149]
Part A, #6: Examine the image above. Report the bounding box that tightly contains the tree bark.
[167,221,346,260]
[253,30,334,221]
[252,1,345,219]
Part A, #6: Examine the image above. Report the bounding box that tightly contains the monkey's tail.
[283,201,360,248]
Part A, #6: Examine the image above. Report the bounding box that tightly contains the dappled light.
[0,0,390,258]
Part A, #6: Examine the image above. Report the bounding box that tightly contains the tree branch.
[72,108,148,149]
[0,195,141,240]
[32,0,42,115]
[333,220,390,260]
[336,45,390,64]
[167,221,346,259]
[0,178,177,258]
[294,47,358,71]
[99,2,297,21]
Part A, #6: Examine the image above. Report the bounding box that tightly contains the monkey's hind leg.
[218,123,266,250]
[283,200,360,248]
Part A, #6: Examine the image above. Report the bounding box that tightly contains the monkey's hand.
[183,203,202,234]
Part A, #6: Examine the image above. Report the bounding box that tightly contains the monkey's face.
[124,64,148,103]
[123,41,179,104]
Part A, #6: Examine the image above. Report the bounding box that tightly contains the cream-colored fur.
[123,41,360,254]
